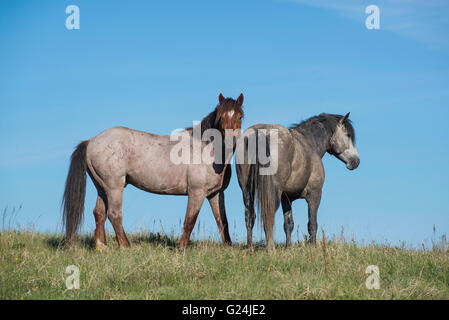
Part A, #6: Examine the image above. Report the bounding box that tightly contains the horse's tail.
[247,131,281,235]
[62,140,89,246]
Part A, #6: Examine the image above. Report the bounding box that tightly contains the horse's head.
[328,113,360,170]
[215,93,244,138]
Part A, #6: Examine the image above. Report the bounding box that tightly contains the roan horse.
[236,113,359,249]
[62,93,244,249]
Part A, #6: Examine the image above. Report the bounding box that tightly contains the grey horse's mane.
[289,113,355,143]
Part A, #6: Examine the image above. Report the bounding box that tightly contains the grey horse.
[236,113,359,249]
[62,93,244,249]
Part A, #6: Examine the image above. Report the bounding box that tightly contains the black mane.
[289,113,356,143]
[186,109,219,136]
[186,97,243,136]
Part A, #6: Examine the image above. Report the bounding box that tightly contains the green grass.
[1,230,448,299]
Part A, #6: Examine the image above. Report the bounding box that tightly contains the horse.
[62,93,244,249]
[236,113,359,249]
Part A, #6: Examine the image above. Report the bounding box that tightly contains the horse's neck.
[291,128,330,158]
[194,135,235,167]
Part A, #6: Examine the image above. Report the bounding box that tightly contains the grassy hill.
[1,231,448,299]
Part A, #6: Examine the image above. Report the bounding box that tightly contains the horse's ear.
[219,93,225,105]
[237,93,244,107]
[340,112,350,124]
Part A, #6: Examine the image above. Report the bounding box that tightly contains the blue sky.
[1,0,448,247]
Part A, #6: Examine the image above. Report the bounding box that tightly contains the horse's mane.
[185,98,243,136]
[184,109,218,136]
[289,113,355,143]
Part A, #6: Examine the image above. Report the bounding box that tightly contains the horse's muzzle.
[347,157,360,170]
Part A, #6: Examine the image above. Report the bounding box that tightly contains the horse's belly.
[127,164,188,195]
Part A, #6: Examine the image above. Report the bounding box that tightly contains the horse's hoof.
[95,242,107,251]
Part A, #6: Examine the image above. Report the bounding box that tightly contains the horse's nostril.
[352,158,360,169]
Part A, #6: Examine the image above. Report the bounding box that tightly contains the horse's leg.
[208,191,232,245]
[106,188,130,247]
[243,191,255,247]
[93,193,108,249]
[281,194,293,248]
[179,192,205,249]
[306,190,322,245]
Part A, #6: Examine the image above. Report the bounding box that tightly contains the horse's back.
[87,126,133,169]
[87,126,165,159]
